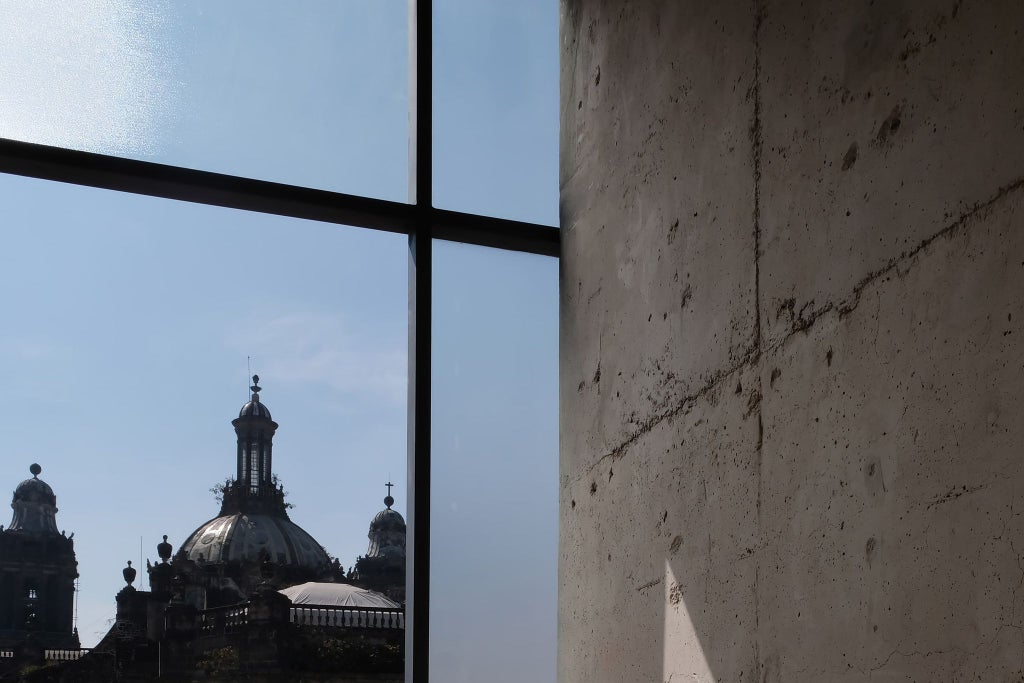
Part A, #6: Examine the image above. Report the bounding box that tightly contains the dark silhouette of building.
[353,484,406,603]
[166,375,343,609]
[82,377,405,681]
[0,464,79,672]
[0,378,405,681]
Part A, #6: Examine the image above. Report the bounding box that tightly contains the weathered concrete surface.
[758,0,1024,350]
[560,1,1024,681]
[757,196,1024,680]
[560,0,757,488]
[561,362,761,681]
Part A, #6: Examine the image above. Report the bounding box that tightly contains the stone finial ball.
[29,463,41,477]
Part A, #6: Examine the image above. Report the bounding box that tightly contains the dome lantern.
[230,375,279,507]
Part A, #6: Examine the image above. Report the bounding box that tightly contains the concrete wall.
[559,1,1024,680]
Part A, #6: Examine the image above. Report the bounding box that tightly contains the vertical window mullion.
[407,0,432,681]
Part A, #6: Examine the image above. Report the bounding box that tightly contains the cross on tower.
[385,481,394,497]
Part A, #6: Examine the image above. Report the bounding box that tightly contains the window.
[0,1,557,680]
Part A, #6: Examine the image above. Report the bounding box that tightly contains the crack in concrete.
[925,483,989,509]
[771,174,1024,344]
[751,0,764,356]
[635,577,662,592]
[751,4,765,677]
[566,175,1024,493]
[567,344,761,488]
[565,6,1024,524]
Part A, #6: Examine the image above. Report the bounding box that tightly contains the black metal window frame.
[0,1,560,681]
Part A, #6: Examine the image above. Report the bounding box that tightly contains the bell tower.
[0,464,79,656]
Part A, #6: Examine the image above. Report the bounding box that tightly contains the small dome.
[179,513,330,570]
[238,400,272,419]
[13,465,55,506]
[367,507,406,560]
[238,374,272,419]
[371,508,406,531]
[9,464,60,534]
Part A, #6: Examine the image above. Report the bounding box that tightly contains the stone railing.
[289,605,405,630]
[198,604,249,634]
[44,648,90,661]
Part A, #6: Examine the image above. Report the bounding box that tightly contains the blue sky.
[0,2,557,680]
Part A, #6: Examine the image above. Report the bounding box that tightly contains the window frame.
[0,1,560,680]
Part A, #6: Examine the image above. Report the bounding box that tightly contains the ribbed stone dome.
[179,513,330,570]
[367,507,406,559]
[9,464,59,534]
[370,508,405,530]
[238,399,272,420]
[14,475,55,506]
[237,374,273,419]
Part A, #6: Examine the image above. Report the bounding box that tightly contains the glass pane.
[0,2,408,200]
[431,240,558,682]
[434,0,558,225]
[0,173,406,677]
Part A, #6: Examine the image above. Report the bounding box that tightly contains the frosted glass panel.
[434,0,558,225]
[431,240,558,682]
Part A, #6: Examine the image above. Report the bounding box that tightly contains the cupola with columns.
[219,375,288,516]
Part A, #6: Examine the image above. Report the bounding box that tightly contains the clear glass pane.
[0,2,408,199]
[0,173,406,676]
[434,0,559,225]
[431,240,558,682]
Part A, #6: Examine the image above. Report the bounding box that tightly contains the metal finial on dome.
[384,481,395,509]
[250,374,262,402]
[29,463,41,478]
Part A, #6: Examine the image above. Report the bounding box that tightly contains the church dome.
[9,464,60,534]
[178,513,331,570]
[370,508,406,531]
[14,465,55,506]
[366,492,406,560]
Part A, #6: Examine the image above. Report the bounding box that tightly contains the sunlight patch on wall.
[663,560,714,682]
[0,0,177,155]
